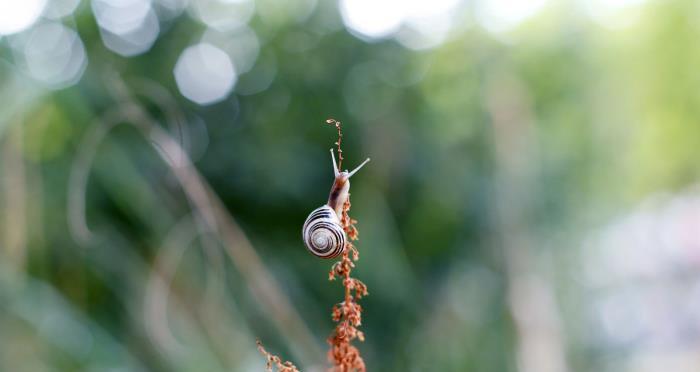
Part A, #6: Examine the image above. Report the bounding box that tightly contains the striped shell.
[302,205,346,259]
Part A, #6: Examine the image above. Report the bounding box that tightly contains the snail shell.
[302,205,346,259]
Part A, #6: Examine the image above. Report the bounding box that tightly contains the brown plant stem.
[326,118,344,171]
[325,119,367,371]
[327,198,367,371]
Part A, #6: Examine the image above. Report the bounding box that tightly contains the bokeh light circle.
[0,0,47,35]
[339,0,460,48]
[339,0,403,39]
[21,22,88,88]
[188,0,254,32]
[43,0,81,19]
[92,0,152,35]
[98,9,160,57]
[174,43,237,105]
[201,26,259,74]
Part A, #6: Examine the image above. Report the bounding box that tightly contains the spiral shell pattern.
[302,205,346,259]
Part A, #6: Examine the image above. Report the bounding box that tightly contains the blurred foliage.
[1,0,700,371]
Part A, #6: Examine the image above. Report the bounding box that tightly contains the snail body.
[302,149,370,259]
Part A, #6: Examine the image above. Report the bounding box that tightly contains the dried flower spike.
[322,119,369,371]
[319,119,369,371]
[327,198,368,372]
[257,340,300,372]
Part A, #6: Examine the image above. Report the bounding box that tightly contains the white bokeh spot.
[93,0,151,35]
[339,0,460,48]
[92,0,161,57]
[188,0,255,32]
[340,0,403,39]
[43,0,82,19]
[0,0,47,35]
[174,43,236,105]
[21,22,87,88]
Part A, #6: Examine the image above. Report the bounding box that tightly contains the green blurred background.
[1,0,700,371]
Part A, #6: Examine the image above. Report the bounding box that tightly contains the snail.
[302,149,370,259]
